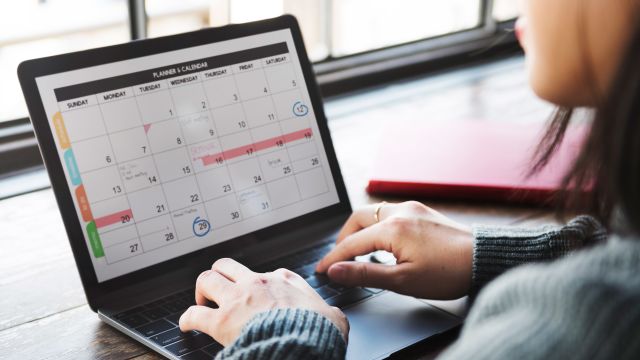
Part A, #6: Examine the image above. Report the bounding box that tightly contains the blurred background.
[1,0,518,123]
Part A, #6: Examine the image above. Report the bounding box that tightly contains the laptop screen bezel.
[18,15,351,310]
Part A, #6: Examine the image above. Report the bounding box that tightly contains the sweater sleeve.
[215,308,346,360]
[471,215,606,295]
[438,237,640,360]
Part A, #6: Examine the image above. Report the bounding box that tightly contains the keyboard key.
[328,283,352,293]
[202,342,224,356]
[292,264,316,278]
[305,274,330,288]
[136,319,175,337]
[143,307,170,321]
[181,350,212,360]
[168,293,184,301]
[164,300,188,313]
[151,327,195,347]
[119,314,149,328]
[311,246,331,259]
[166,333,216,357]
[255,243,332,273]
[278,258,300,270]
[316,285,338,300]
[326,288,373,308]
[182,296,196,304]
[115,306,146,319]
[147,298,168,309]
[178,290,194,301]
[167,312,183,325]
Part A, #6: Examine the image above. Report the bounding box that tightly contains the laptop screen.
[34,29,340,282]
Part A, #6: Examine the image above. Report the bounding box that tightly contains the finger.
[335,206,374,244]
[212,257,252,282]
[195,270,233,306]
[317,222,392,273]
[179,305,220,339]
[327,261,407,290]
[336,202,393,244]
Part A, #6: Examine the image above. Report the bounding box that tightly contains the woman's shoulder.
[477,235,640,306]
[444,238,640,360]
[458,237,640,359]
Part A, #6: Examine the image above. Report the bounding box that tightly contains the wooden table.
[0,56,556,359]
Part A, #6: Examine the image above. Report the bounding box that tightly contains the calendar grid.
[130,80,181,254]
[262,64,303,200]
[95,94,147,258]
[87,144,321,213]
[195,66,248,226]
[229,61,275,220]
[72,117,302,180]
[163,78,215,239]
[104,234,139,249]
[49,40,336,268]
[101,187,332,267]
[61,85,304,138]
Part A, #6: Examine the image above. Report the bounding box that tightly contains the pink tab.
[95,209,133,228]
[199,128,313,167]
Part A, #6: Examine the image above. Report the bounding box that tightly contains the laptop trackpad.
[344,291,461,360]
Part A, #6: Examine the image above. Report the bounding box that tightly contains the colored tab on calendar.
[53,112,71,149]
[95,209,133,228]
[282,128,312,143]
[64,149,82,186]
[200,128,313,166]
[75,185,93,222]
[86,221,105,258]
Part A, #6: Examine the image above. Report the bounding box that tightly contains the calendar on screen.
[35,30,339,282]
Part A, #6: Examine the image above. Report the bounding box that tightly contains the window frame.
[0,0,520,189]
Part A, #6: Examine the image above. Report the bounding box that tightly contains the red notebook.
[366,120,587,205]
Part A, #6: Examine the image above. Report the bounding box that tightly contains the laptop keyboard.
[114,242,378,359]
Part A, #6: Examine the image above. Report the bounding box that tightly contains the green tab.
[86,221,104,258]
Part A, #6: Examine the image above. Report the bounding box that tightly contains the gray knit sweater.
[217,216,640,359]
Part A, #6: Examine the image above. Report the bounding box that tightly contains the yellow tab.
[53,112,70,149]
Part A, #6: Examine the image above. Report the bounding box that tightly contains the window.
[146,0,212,39]
[146,0,485,61]
[141,0,521,96]
[493,0,520,21]
[2,0,521,196]
[330,0,482,57]
[2,0,519,125]
[0,0,130,124]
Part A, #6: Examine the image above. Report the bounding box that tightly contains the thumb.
[327,261,403,290]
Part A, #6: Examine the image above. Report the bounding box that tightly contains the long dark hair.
[532,19,640,233]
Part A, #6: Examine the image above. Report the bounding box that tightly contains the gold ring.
[373,201,387,223]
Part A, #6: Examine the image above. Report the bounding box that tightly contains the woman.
[179,0,640,358]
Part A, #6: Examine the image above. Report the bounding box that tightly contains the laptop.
[18,15,461,360]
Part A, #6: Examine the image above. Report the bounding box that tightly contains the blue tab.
[64,149,82,186]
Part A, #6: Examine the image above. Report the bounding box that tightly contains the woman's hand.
[316,201,473,300]
[179,258,349,346]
